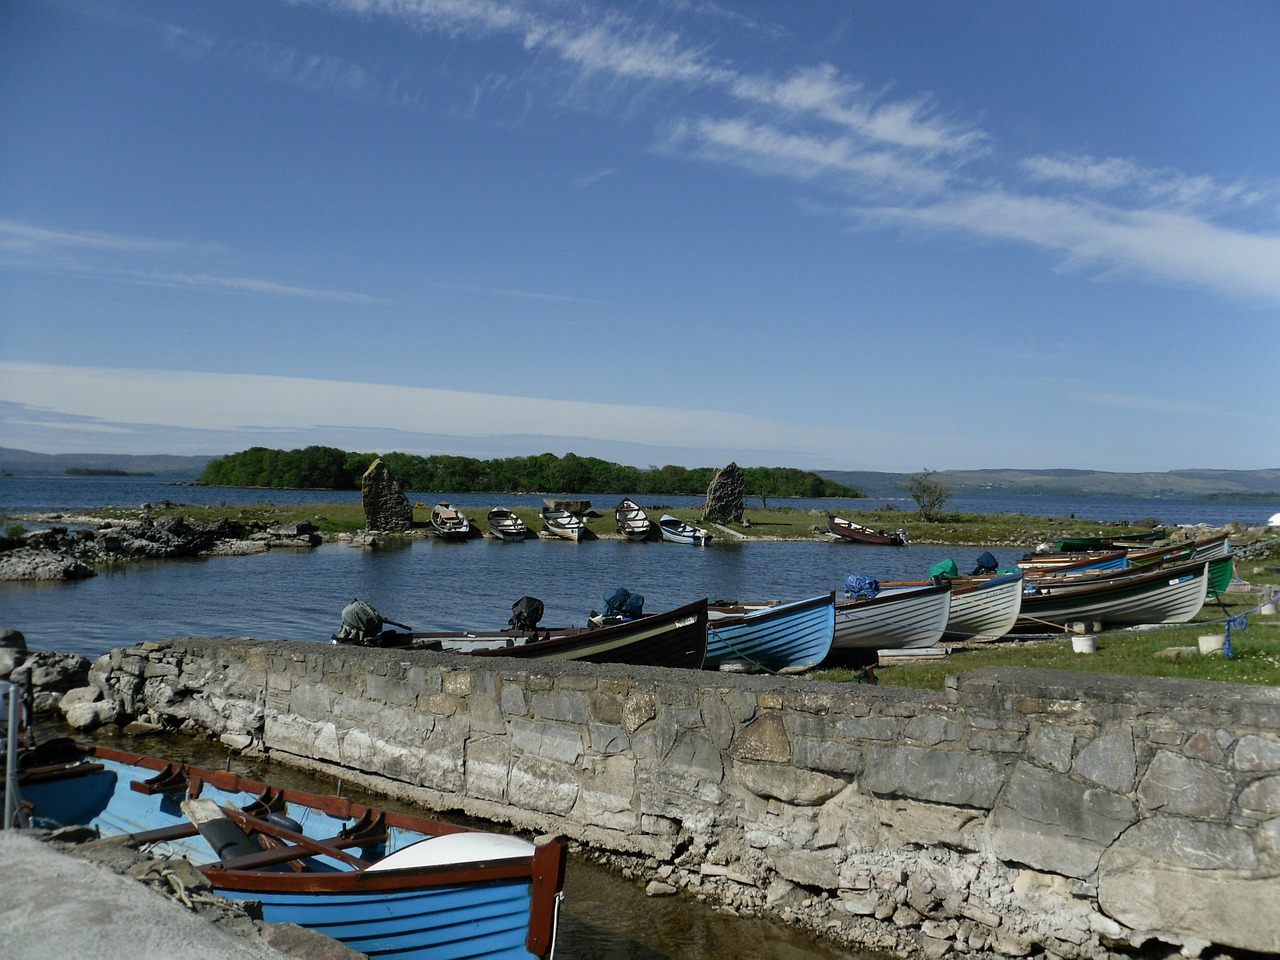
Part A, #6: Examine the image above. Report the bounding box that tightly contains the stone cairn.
[703,461,745,523]
[361,459,413,532]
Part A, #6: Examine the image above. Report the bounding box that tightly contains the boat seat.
[131,763,188,796]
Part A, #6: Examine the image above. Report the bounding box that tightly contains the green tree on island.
[906,468,952,521]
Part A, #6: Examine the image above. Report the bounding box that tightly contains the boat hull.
[402,599,709,669]
[826,515,907,545]
[658,514,710,544]
[1017,560,1209,629]
[946,571,1024,639]
[614,499,652,541]
[486,508,528,542]
[833,583,952,651]
[706,593,835,672]
[540,509,584,541]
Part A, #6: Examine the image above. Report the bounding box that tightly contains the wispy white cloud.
[0,219,388,305]
[858,188,1280,302]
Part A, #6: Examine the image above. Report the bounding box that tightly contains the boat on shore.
[826,515,908,546]
[541,507,585,541]
[658,514,711,545]
[705,593,835,673]
[881,570,1025,640]
[1017,558,1209,630]
[385,597,710,669]
[832,581,952,652]
[487,506,529,542]
[430,501,472,540]
[614,499,652,541]
[9,739,567,960]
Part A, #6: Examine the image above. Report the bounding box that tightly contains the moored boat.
[9,740,567,960]
[614,499,652,541]
[541,507,585,541]
[826,515,908,546]
[705,593,835,673]
[658,514,711,545]
[487,506,529,542]
[883,571,1025,640]
[430,501,471,540]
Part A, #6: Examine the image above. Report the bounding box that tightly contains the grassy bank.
[818,586,1280,690]
[32,499,1256,547]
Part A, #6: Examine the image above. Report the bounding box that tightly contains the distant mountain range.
[2,447,1277,497]
[0,447,212,478]
[817,468,1280,499]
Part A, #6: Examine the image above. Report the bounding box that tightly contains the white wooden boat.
[430,501,471,540]
[486,507,528,542]
[614,499,652,541]
[1017,559,1209,630]
[832,582,952,652]
[540,507,585,541]
[882,571,1024,640]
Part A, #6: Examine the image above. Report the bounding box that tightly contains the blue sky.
[2,0,1277,473]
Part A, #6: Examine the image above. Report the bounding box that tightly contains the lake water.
[4,475,1278,660]
[5,475,1278,959]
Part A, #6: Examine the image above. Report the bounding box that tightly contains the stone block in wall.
[510,755,579,816]
[1027,722,1075,773]
[988,762,1134,879]
[465,738,511,803]
[1240,775,1280,818]
[588,722,629,756]
[864,744,1006,809]
[468,692,505,736]
[733,760,845,806]
[1098,818,1279,954]
[574,754,639,833]
[511,717,584,765]
[667,732,724,784]
[1137,750,1234,819]
[531,689,589,725]
[699,694,737,750]
[790,735,864,776]
[1234,734,1280,771]
[732,713,790,763]
[1072,728,1137,793]
[623,690,657,733]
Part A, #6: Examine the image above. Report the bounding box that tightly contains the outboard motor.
[508,596,544,632]
[971,551,1000,576]
[603,587,644,619]
[336,598,383,645]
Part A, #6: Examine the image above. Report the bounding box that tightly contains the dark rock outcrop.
[704,462,745,523]
[361,459,413,532]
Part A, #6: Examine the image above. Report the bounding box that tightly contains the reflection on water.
[75,727,869,960]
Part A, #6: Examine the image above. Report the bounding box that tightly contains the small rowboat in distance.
[430,501,471,540]
[658,514,712,545]
[14,742,568,960]
[826,514,908,546]
[615,498,652,541]
[541,507,585,541]
[487,507,529,542]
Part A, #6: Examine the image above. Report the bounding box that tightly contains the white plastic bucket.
[1198,634,1226,655]
[1071,636,1096,654]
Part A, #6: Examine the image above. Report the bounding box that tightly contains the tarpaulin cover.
[929,559,958,580]
[843,573,880,598]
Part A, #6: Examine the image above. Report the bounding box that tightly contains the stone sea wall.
[65,637,1280,959]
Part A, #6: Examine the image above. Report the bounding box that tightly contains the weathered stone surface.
[732,712,790,762]
[703,462,745,523]
[1235,733,1280,771]
[864,744,1006,808]
[1240,774,1280,817]
[1137,750,1234,819]
[360,458,413,532]
[734,760,845,805]
[0,546,95,580]
[988,763,1135,878]
[1073,727,1137,793]
[1098,819,1279,954]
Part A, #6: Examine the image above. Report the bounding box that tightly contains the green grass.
[815,589,1280,689]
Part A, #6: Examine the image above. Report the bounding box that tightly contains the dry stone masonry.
[59,638,1280,960]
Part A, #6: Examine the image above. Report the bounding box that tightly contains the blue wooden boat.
[12,742,567,960]
[658,514,711,545]
[706,592,835,673]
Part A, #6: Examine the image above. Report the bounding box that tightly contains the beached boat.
[540,507,585,541]
[826,515,908,546]
[883,571,1025,640]
[388,597,709,669]
[832,581,952,652]
[614,499,652,541]
[487,506,529,542]
[1206,553,1235,600]
[658,514,711,545]
[1016,559,1209,630]
[1017,549,1128,575]
[10,741,567,960]
[429,501,471,540]
[705,593,835,673]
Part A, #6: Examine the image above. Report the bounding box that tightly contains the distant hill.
[817,468,1280,498]
[0,447,212,478]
